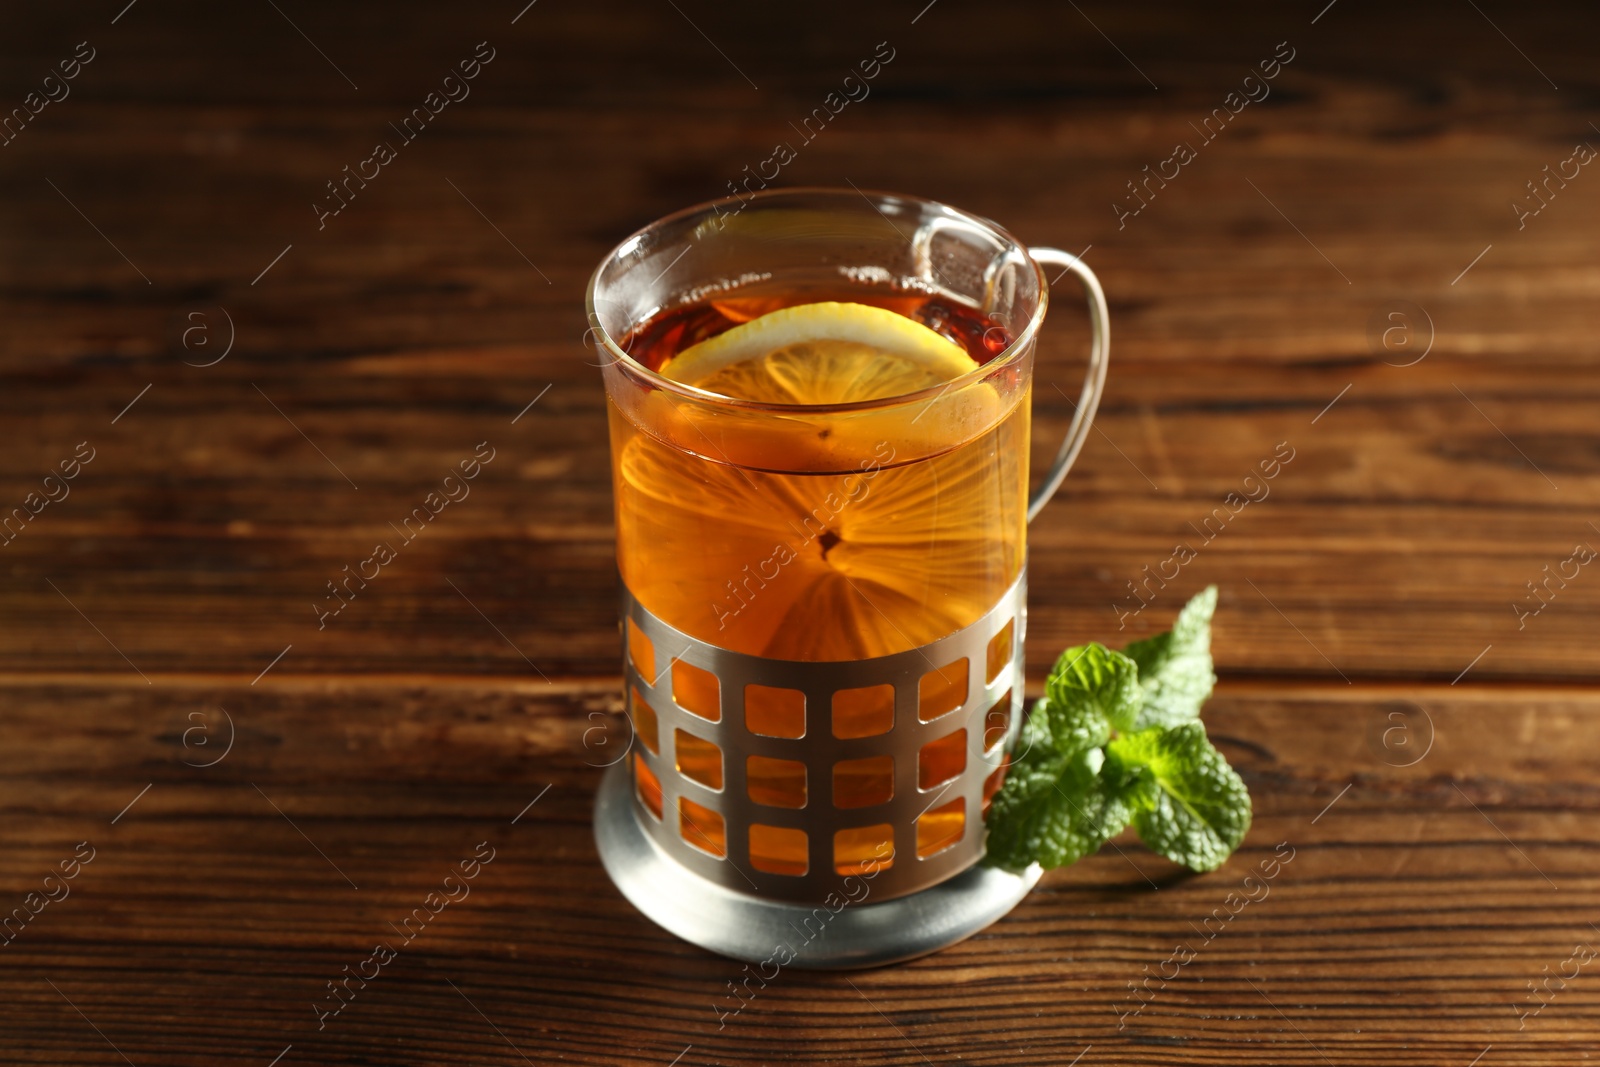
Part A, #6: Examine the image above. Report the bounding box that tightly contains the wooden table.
[3,1,1596,1063]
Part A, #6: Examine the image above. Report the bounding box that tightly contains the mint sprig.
[985,586,1250,874]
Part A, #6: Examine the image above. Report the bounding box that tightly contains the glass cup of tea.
[589,188,1108,968]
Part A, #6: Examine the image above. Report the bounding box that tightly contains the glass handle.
[1025,246,1110,523]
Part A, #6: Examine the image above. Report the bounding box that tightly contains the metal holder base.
[595,760,1041,970]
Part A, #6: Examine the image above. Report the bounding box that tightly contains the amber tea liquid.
[610,283,1027,870]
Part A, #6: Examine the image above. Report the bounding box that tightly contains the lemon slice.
[618,423,1021,662]
[659,301,974,403]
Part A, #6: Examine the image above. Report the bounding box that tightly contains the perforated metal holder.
[592,570,1042,969]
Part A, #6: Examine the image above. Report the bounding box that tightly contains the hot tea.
[609,285,1027,869]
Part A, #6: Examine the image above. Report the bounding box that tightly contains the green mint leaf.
[1100,739,1160,813]
[984,745,1143,872]
[1122,585,1218,730]
[984,588,1252,876]
[1045,642,1141,739]
[1110,722,1251,872]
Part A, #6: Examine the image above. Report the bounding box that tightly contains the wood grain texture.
[3,101,1598,677]
[1,678,1597,1065]
[1,0,1597,1062]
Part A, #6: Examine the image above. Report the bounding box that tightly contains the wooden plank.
[0,353,1594,680]
[0,678,1593,1065]
[0,9,1595,681]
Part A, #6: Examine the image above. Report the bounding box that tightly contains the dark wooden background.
[2,1,1597,1063]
